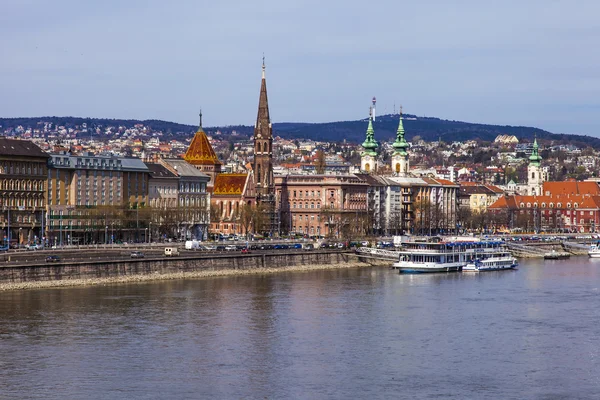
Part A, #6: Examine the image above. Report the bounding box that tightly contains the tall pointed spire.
[392,105,408,156]
[198,108,203,129]
[254,56,274,200]
[361,108,378,157]
[256,56,271,129]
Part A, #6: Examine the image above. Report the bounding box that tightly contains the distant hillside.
[2,114,600,148]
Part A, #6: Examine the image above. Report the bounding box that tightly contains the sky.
[2,0,600,136]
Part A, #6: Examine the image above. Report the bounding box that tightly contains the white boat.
[463,250,518,272]
[588,243,600,258]
[393,237,512,273]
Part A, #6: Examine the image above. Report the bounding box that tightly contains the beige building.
[46,153,149,245]
[0,138,49,245]
[276,174,369,238]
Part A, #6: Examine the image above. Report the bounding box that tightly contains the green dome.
[361,115,378,157]
[392,114,409,156]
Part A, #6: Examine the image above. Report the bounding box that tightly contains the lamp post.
[149,222,152,244]
[105,225,108,245]
[145,228,148,244]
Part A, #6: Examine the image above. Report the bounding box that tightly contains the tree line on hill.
[2,114,600,148]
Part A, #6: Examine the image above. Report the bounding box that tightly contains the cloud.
[1,0,600,136]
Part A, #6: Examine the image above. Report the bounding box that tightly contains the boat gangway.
[354,247,400,261]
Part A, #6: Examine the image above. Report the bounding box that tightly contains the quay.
[0,248,388,291]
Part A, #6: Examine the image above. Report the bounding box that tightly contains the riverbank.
[0,258,389,291]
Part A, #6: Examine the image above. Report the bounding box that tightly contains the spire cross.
[199,108,203,128]
[262,54,265,79]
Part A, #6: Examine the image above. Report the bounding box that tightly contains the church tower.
[391,106,409,175]
[360,109,378,173]
[527,137,545,195]
[253,58,274,200]
[183,109,222,187]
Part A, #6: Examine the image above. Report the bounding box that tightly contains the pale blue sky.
[1,0,600,136]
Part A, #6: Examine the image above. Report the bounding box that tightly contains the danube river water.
[1,257,600,399]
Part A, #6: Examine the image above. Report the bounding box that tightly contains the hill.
[2,114,600,148]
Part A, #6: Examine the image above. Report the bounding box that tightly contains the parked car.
[130,251,145,259]
[0,245,9,252]
[292,243,302,249]
[45,255,60,263]
[225,245,237,251]
[26,243,44,250]
[241,248,251,254]
[216,245,226,251]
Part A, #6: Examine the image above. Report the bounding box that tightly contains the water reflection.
[1,259,600,398]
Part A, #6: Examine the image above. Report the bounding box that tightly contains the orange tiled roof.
[489,194,600,210]
[484,184,504,194]
[543,181,600,196]
[436,178,458,186]
[183,127,222,166]
[213,173,247,196]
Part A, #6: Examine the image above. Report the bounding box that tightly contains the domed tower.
[391,106,409,175]
[527,137,545,195]
[183,110,222,187]
[360,109,378,173]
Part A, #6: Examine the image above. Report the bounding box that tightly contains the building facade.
[46,153,149,245]
[276,174,369,238]
[0,138,49,246]
[161,159,211,241]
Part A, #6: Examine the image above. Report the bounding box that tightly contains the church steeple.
[360,107,378,173]
[253,57,274,199]
[529,136,542,166]
[392,106,409,156]
[391,106,410,175]
[361,108,378,157]
[198,108,203,129]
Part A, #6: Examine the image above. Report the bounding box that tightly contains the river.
[1,257,600,399]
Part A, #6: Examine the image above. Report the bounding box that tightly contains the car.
[216,245,226,251]
[241,248,251,254]
[45,255,60,263]
[225,245,237,251]
[0,245,9,252]
[130,251,145,259]
[292,243,302,249]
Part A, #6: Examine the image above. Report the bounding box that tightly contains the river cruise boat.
[588,243,600,258]
[463,249,518,272]
[392,237,510,273]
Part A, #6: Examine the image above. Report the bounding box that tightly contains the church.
[183,60,275,237]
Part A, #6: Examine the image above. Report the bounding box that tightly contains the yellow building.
[0,138,49,245]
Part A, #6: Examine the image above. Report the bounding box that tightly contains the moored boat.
[544,249,571,260]
[393,237,511,273]
[588,243,600,258]
[463,252,518,272]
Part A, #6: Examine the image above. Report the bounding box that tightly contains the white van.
[164,247,180,257]
[185,240,200,250]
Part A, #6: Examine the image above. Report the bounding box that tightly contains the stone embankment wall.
[0,251,388,290]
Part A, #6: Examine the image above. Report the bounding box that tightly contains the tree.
[315,149,326,174]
